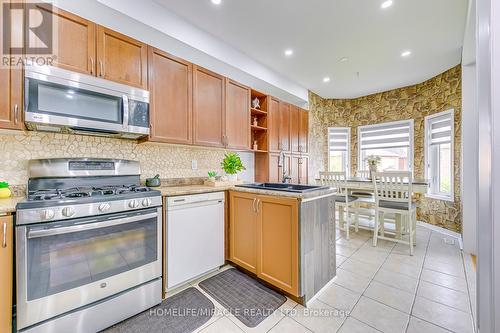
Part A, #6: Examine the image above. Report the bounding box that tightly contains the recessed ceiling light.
[401,50,411,57]
[339,57,349,63]
[284,49,294,57]
[323,77,331,83]
[381,0,393,9]
[211,0,222,5]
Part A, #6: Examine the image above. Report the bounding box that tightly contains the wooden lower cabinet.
[229,192,257,273]
[0,216,13,333]
[229,191,299,296]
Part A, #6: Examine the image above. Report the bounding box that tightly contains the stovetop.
[28,185,153,201]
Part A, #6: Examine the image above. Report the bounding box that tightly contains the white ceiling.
[153,0,468,99]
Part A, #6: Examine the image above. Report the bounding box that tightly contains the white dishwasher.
[166,191,225,290]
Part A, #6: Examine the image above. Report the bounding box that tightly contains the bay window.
[425,110,454,201]
[358,120,414,172]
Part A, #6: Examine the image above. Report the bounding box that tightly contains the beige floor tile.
[268,317,312,333]
[333,268,372,293]
[350,248,389,265]
[351,296,409,333]
[336,244,358,257]
[407,316,453,333]
[417,281,471,313]
[420,269,468,292]
[364,281,415,313]
[317,283,361,311]
[199,316,244,333]
[337,317,381,333]
[373,269,419,294]
[340,257,381,278]
[336,254,348,267]
[381,258,422,278]
[412,297,474,333]
[288,300,346,333]
[424,257,466,278]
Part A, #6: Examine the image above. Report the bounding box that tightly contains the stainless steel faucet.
[278,149,292,183]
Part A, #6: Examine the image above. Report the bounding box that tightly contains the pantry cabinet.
[299,108,309,154]
[96,26,148,89]
[229,191,299,296]
[0,216,13,333]
[279,102,291,152]
[148,47,192,144]
[192,66,226,147]
[226,80,250,149]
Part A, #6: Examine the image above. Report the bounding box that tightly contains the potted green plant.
[207,171,217,181]
[221,152,246,181]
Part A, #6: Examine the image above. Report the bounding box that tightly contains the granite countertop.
[0,196,25,214]
[230,186,337,199]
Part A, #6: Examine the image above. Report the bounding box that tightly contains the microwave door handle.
[122,95,129,130]
[27,212,157,239]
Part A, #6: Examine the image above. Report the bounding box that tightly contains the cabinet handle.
[257,199,261,213]
[2,222,6,248]
[90,58,94,75]
[99,60,104,77]
[252,198,257,213]
[14,104,19,125]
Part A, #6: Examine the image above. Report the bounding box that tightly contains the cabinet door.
[32,5,96,75]
[96,26,148,89]
[299,108,309,154]
[0,216,13,333]
[299,156,309,184]
[279,102,291,152]
[226,80,250,149]
[193,66,225,147]
[268,153,280,183]
[148,47,192,144]
[268,98,280,152]
[257,196,299,296]
[290,105,300,153]
[0,66,23,130]
[229,192,258,273]
[277,154,291,183]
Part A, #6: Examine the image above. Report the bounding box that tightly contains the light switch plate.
[191,159,198,170]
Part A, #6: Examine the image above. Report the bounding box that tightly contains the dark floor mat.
[101,287,214,333]
[198,268,287,328]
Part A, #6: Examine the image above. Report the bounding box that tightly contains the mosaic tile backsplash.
[308,66,462,232]
[0,130,255,188]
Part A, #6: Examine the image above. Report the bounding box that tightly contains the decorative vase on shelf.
[253,117,258,127]
[252,97,260,109]
[253,140,258,151]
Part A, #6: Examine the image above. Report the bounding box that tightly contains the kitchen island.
[228,185,337,305]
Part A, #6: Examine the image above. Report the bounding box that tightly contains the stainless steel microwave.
[24,64,150,139]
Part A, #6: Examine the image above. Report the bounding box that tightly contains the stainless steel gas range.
[15,158,163,333]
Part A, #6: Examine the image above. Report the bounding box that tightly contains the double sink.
[236,183,330,193]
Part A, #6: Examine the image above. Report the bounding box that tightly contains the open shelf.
[251,149,268,153]
[251,125,267,131]
[251,108,267,116]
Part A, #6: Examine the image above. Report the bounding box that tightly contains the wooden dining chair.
[372,171,417,255]
[319,172,359,239]
[351,170,375,199]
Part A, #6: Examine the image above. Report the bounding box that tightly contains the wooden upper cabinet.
[290,105,300,153]
[299,156,308,184]
[229,192,258,273]
[35,5,96,75]
[0,216,14,333]
[96,26,148,89]
[279,102,291,152]
[148,47,192,144]
[226,80,250,149]
[193,66,225,147]
[299,108,309,154]
[257,196,299,296]
[268,98,281,152]
[0,66,23,130]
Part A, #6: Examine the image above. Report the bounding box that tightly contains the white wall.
[461,0,478,255]
[49,0,309,108]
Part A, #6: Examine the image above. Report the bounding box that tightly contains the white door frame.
[477,0,500,331]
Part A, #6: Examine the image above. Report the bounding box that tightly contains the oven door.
[16,207,162,330]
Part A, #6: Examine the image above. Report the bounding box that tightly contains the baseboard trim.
[416,221,463,249]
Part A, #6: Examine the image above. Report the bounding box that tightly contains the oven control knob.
[40,209,55,220]
[128,200,139,209]
[62,207,75,217]
[99,202,111,212]
[142,198,152,207]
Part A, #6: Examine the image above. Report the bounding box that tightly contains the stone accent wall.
[309,66,462,232]
[0,130,254,187]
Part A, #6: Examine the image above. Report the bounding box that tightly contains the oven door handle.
[27,212,158,239]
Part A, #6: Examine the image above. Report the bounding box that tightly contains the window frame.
[327,127,351,176]
[424,109,455,202]
[357,119,414,174]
